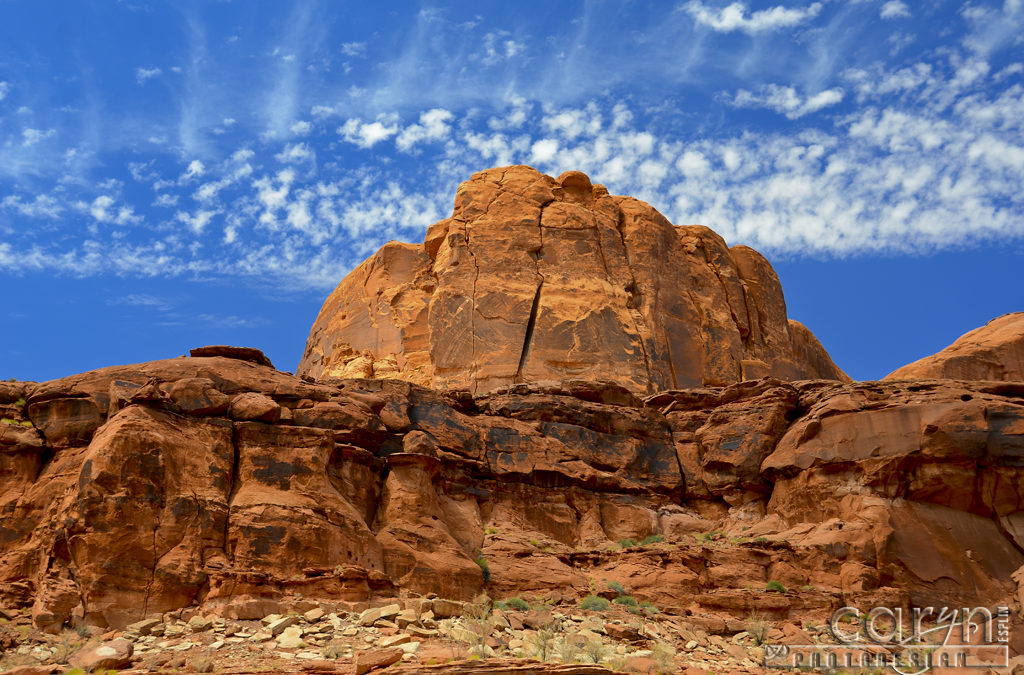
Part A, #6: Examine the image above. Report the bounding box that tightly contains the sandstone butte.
[1,168,1024,673]
[298,165,848,394]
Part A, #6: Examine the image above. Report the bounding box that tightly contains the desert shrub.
[613,595,638,607]
[606,580,625,596]
[495,598,528,614]
[474,551,491,583]
[746,612,770,645]
[765,580,787,593]
[321,640,346,659]
[579,595,610,611]
[617,538,637,548]
[640,534,665,545]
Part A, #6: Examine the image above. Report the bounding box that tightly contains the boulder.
[68,638,133,671]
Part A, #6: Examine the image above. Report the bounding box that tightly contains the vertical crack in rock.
[664,336,680,389]
[613,208,655,393]
[515,280,545,383]
[465,219,481,395]
[697,240,746,344]
[222,424,241,560]
[515,200,550,383]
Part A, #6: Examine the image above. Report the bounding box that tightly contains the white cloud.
[275,142,316,164]
[180,160,205,182]
[880,1,910,19]
[153,193,179,208]
[339,116,399,148]
[135,67,163,84]
[290,120,312,136]
[21,128,56,147]
[1,194,63,219]
[86,195,140,225]
[726,84,844,118]
[0,81,9,101]
[683,1,822,34]
[176,209,218,234]
[481,31,525,65]
[530,138,559,164]
[340,42,366,57]
[396,109,454,151]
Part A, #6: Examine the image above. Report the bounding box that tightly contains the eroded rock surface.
[2,355,1021,647]
[298,166,847,394]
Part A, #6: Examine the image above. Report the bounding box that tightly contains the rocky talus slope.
[298,166,847,394]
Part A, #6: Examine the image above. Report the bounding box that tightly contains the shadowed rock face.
[886,312,1024,381]
[2,355,1022,640]
[298,165,847,394]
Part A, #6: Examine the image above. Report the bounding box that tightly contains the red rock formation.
[886,312,1024,381]
[2,354,1021,641]
[298,166,847,394]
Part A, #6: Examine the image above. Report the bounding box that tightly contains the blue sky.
[1,0,1022,382]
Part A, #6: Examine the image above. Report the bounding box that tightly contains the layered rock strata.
[2,352,1021,643]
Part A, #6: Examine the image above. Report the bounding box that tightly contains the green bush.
[579,595,610,611]
[606,580,625,596]
[765,580,787,593]
[640,534,665,545]
[500,597,530,611]
[618,538,637,548]
[613,595,638,607]
[474,552,491,583]
[640,601,660,614]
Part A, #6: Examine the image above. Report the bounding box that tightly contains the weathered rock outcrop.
[2,353,1022,645]
[886,312,1024,381]
[298,166,847,394]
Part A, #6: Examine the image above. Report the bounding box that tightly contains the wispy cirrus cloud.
[723,84,844,118]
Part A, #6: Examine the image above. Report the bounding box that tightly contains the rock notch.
[298,165,847,394]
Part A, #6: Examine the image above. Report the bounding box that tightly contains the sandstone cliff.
[2,351,1022,645]
[298,166,847,394]
[886,311,1024,381]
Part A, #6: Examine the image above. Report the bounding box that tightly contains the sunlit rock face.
[298,165,848,394]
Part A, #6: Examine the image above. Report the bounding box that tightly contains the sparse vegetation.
[617,538,637,548]
[583,636,607,663]
[651,641,677,674]
[765,580,787,593]
[474,551,491,583]
[528,619,558,661]
[606,580,625,596]
[484,526,499,535]
[495,597,529,612]
[696,530,724,543]
[613,595,638,607]
[579,595,610,611]
[640,533,665,545]
[753,536,768,543]
[462,594,496,658]
[321,640,346,659]
[1,418,32,427]
[746,612,770,645]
